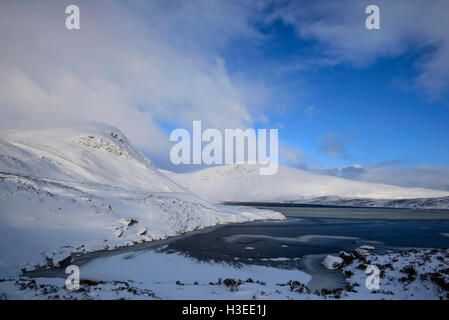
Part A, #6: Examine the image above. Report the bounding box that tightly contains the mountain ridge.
[165,164,449,209]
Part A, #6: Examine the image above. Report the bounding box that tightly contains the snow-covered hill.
[165,164,449,209]
[0,124,179,193]
[0,125,282,275]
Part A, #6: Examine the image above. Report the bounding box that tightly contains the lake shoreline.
[226,202,449,219]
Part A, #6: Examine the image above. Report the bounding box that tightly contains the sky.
[1,0,449,190]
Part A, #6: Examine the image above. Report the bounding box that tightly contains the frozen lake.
[27,205,449,291]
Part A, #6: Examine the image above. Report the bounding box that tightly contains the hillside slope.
[0,125,282,275]
[165,164,449,209]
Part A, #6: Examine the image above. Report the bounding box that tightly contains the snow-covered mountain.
[0,124,181,193]
[165,164,449,209]
[0,124,282,275]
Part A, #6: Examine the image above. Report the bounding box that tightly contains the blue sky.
[1,0,449,190]
[219,12,449,170]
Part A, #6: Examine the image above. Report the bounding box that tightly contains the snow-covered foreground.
[1,247,448,300]
[0,124,283,276]
[340,247,449,299]
[0,249,314,300]
[165,164,449,209]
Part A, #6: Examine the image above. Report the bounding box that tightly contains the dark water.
[160,216,449,266]
[226,203,449,220]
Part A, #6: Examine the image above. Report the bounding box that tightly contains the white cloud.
[0,0,268,157]
[317,132,351,160]
[305,105,315,118]
[279,143,309,169]
[317,163,449,191]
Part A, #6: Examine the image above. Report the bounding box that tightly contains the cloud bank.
[318,163,449,192]
[0,0,269,157]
